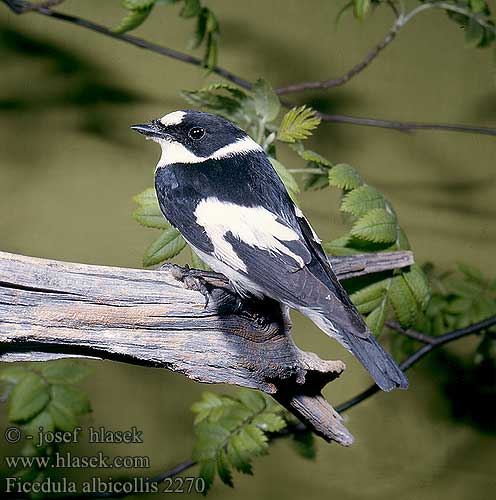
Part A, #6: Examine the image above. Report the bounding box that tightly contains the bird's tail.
[303,310,408,392]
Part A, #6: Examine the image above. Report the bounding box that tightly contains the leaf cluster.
[191,389,315,492]
[0,360,92,487]
[114,0,220,68]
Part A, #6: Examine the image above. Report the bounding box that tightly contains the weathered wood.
[0,250,413,446]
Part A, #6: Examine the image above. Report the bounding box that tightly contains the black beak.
[130,122,161,138]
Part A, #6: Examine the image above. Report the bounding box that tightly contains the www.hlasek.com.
[3,425,206,495]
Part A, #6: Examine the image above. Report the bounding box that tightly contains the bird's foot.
[165,264,215,308]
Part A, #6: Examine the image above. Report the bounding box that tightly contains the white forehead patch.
[159,111,186,127]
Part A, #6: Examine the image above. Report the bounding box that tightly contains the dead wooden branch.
[0,250,413,446]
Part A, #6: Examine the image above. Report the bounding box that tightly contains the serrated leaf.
[40,360,92,385]
[198,459,215,492]
[237,389,266,413]
[269,158,300,201]
[328,163,363,190]
[350,208,397,243]
[216,449,233,487]
[8,372,49,422]
[113,6,153,34]
[291,430,316,459]
[456,262,485,284]
[202,82,248,101]
[180,0,201,18]
[277,106,320,142]
[365,295,388,336]
[143,228,186,267]
[132,186,169,229]
[189,6,208,49]
[390,275,418,328]
[341,185,387,217]
[403,265,431,311]
[51,384,91,415]
[353,0,370,20]
[239,424,268,455]
[181,89,243,121]
[351,280,387,314]
[252,78,281,122]
[191,391,225,424]
[24,410,54,438]
[252,413,286,432]
[227,438,252,474]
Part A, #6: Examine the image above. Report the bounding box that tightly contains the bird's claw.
[166,264,212,309]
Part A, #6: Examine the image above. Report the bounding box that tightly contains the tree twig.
[336,315,496,412]
[275,1,496,95]
[385,320,437,344]
[2,0,496,137]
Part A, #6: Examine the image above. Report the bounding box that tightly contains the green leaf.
[328,163,363,190]
[269,158,300,201]
[51,385,91,416]
[227,438,252,474]
[390,275,418,328]
[181,89,243,121]
[323,236,361,256]
[216,449,233,487]
[341,185,387,217]
[237,389,266,413]
[45,384,92,432]
[8,372,49,422]
[252,413,286,432]
[365,294,388,336]
[180,0,201,18]
[132,187,169,229]
[252,79,281,122]
[189,7,208,49]
[202,82,248,101]
[122,0,155,9]
[353,0,371,20]
[191,391,226,424]
[277,106,320,143]
[0,366,31,385]
[470,0,486,14]
[198,459,215,492]
[403,265,431,311]
[40,360,92,385]
[190,248,210,271]
[24,410,54,438]
[143,228,187,267]
[456,262,485,284]
[113,6,153,33]
[465,17,485,47]
[291,430,316,459]
[350,208,397,243]
[351,280,388,314]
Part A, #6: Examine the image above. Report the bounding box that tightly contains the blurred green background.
[1,1,495,499]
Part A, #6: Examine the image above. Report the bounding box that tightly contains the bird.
[131,109,408,392]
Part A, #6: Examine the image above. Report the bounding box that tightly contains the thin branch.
[3,0,496,137]
[336,315,496,412]
[1,0,252,90]
[385,320,437,344]
[316,112,496,136]
[275,22,401,95]
[275,1,496,95]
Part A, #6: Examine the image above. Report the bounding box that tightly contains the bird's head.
[131,110,263,167]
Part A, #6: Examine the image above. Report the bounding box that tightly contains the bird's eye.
[188,127,205,140]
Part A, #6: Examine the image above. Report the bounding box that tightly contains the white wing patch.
[154,136,263,168]
[194,197,305,272]
[160,110,186,126]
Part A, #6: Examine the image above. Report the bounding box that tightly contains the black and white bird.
[131,110,408,392]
